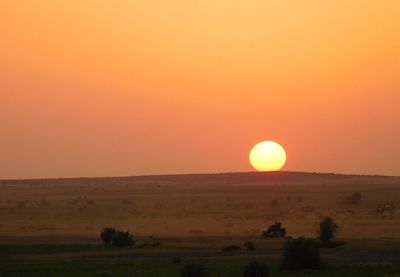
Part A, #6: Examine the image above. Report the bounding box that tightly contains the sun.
[249,141,287,171]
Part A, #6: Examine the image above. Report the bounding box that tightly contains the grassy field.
[0,171,399,276]
[1,239,400,276]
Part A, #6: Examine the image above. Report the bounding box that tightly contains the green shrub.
[243,261,270,277]
[280,237,322,270]
[222,245,241,252]
[180,262,210,277]
[100,227,116,246]
[244,241,256,250]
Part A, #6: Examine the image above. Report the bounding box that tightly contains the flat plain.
[1,171,400,276]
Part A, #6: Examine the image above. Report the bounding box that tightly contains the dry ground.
[1,171,399,243]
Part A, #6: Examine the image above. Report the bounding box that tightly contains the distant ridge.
[1,171,399,186]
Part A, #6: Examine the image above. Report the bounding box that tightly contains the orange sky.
[1,0,400,179]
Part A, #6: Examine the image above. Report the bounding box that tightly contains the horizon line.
[1,170,398,182]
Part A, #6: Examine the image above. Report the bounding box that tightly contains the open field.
[1,172,400,241]
[1,171,400,276]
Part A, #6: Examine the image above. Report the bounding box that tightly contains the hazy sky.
[1,0,400,179]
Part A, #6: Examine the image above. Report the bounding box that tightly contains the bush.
[244,241,256,250]
[100,227,116,246]
[100,227,135,247]
[180,262,210,277]
[280,237,322,270]
[112,231,135,247]
[243,261,270,277]
[318,217,338,243]
[222,245,241,252]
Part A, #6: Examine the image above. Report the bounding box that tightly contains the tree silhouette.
[319,217,338,243]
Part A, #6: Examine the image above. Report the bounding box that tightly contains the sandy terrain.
[1,171,399,244]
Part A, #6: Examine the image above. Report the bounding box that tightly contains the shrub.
[180,262,210,277]
[100,227,116,246]
[222,245,241,252]
[100,227,135,247]
[111,231,135,247]
[243,261,270,277]
[280,237,322,270]
[244,241,256,250]
[318,217,338,243]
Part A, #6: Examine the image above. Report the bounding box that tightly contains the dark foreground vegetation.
[280,237,322,270]
[1,239,400,277]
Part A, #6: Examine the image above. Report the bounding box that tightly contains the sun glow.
[249,141,287,171]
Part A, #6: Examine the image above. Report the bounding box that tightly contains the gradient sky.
[1,0,400,179]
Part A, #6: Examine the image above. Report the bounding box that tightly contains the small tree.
[280,237,322,270]
[100,227,116,246]
[243,261,270,277]
[318,217,338,243]
[181,262,210,277]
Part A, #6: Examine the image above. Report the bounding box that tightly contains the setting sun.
[249,141,287,171]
